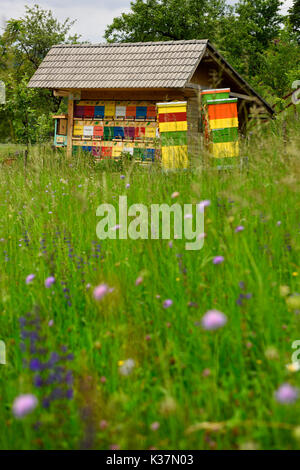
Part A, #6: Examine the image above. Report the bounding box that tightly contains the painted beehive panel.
[201,92,239,159]
[70,100,160,163]
[157,101,188,169]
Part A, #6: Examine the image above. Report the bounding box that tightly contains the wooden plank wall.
[187,94,203,162]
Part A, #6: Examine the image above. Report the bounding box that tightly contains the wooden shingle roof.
[28,40,208,89]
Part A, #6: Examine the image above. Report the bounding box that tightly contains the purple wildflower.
[135,276,143,286]
[213,256,224,265]
[201,310,227,330]
[45,276,55,288]
[93,283,109,301]
[150,421,160,431]
[12,394,38,419]
[163,299,173,308]
[26,274,35,284]
[100,419,108,429]
[126,183,130,189]
[29,358,42,371]
[198,200,211,213]
[235,226,245,233]
[275,383,298,404]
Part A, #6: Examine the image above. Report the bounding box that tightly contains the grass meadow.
[0,114,300,450]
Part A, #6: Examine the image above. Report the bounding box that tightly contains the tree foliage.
[0,4,81,144]
[104,0,229,43]
[289,0,300,41]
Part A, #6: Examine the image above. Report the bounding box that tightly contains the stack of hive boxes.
[157,101,188,169]
[201,89,239,159]
[72,100,158,163]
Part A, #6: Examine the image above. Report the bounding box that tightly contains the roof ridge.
[52,39,209,48]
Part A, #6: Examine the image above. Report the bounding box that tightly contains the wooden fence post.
[67,95,74,159]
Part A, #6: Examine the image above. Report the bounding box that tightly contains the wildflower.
[45,276,55,288]
[150,421,160,431]
[119,358,135,376]
[201,310,227,330]
[48,319,54,327]
[100,376,107,383]
[111,224,121,231]
[202,368,211,377]
[276,221,282,226]
[168,241,173,248]
[275,383,298,404]
[292,272,299,277]
[163,299,173,308]
[135,276,143,286]
[126,183,130,189]
[286,362,300,372]
[213,256,224,265]
[12,394,38,419]
[197,200,211,213]
[19,310,74,408]
[100,419,108,430]
[197,232,206,240]
[29,358,42,371]
[171,191,179,199]
[279,285,290,297]
[26,274,35,284]
[235,225,245,233]
[93,283,109,301]
[160,396,177,415]
[120,175,125,179]
[110,444,120,450]
[286,294,300,310]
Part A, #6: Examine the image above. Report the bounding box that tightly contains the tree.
[218,0,284,82]
[289,0,300,41]
[0,4,80,76]
[0,4,81,144]
[104,0,228,43]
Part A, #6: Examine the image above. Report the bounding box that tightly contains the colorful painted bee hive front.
[72,100,159,163]
[156,101,188,169]
[201,89,239,159]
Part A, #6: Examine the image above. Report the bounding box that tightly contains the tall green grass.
[0,114,299,450]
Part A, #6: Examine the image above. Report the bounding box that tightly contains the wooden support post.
[67,96,74,158]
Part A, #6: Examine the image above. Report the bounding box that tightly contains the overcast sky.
[0,0,294,43]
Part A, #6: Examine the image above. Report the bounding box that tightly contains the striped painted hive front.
[157,101,188,169]
[205,96,239,159]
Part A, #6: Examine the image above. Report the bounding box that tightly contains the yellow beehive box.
[157,101,187,115]
[209,141,239,158]
[161,145,188,169]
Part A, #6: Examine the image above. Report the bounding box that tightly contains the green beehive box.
[160,131,187,147]
[103,126,114,140]
[133,147,143,160]
[206,98,238,106]
[211,127,239,143]
[201,88,230,104]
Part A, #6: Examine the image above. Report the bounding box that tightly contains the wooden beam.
[53,90,69,97]
[230,91,259,102]
[67,96,74,159]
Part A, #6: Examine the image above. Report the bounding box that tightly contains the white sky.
[0,0,294,43]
